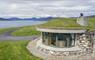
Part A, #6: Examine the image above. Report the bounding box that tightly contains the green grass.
[12,26,40,36]
[0,28,17,35]
[38,18,95,30]
[87,17,95,31]
[12,18,85,36]
[0,40,42,60]
[2,17,95,36]
[39,18,82,28]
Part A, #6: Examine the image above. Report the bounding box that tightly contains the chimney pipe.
[77,13,88,26]
[80,13,83,17]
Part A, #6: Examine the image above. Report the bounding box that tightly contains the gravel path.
[0,30,39,40]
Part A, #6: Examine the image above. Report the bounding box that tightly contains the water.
[0,21,46,28]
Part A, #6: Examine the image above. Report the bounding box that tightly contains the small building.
[27,13,95,59]
[36,13,94,56]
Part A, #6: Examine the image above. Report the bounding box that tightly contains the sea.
[0,20,46,28]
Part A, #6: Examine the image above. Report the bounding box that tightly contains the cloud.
[0,0,94,17]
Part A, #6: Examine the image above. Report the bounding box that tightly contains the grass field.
[0,28,17,35]
[12,17,95,36]
[12,26,40,36]
[0,17,95,36]
[0,26,40,36]
[0,17,94,60]
[38,18,95,30]
[0,40,42,60]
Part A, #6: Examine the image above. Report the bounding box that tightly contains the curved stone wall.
[36,34,93,56]
[76,34,93,54]
[37,46,81,56]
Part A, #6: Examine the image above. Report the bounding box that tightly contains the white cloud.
[0,0,94,17]
[9,4,19,10]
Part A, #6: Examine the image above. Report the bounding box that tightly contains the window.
[51,33,56,45]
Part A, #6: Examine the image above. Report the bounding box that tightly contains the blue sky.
[0,0,95,18]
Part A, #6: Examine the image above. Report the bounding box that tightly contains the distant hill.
[86,15,95,18]
[0,17,53,21]
[0,15,95,21]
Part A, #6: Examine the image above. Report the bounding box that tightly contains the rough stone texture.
[27,34,94,60]
[76,34,93,55]
[36,34,93,56]
[27,40,95,60]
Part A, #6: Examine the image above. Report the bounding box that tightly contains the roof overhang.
[36,28,87,33]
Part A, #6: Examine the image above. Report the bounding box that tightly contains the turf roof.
[37,18,95,31]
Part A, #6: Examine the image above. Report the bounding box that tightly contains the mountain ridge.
[0,15,95,21]
[0,17,53,21]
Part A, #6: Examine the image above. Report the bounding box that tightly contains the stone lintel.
[37,28,86,33]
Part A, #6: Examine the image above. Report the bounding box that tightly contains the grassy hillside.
[12,17,95,36]
[38,18,86,29]
[39,18,82,27]
[38,18,95,30]
[12,26,40,36]
[0,28,17,34]
[0,40,42,60]
[88,17,95,31]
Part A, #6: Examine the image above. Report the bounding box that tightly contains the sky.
[0,0,95,18]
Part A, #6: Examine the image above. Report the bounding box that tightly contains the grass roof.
[37,17,95,31]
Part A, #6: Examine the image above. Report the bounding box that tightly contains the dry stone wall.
[76,34,93,55]
[37,34,93,56]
